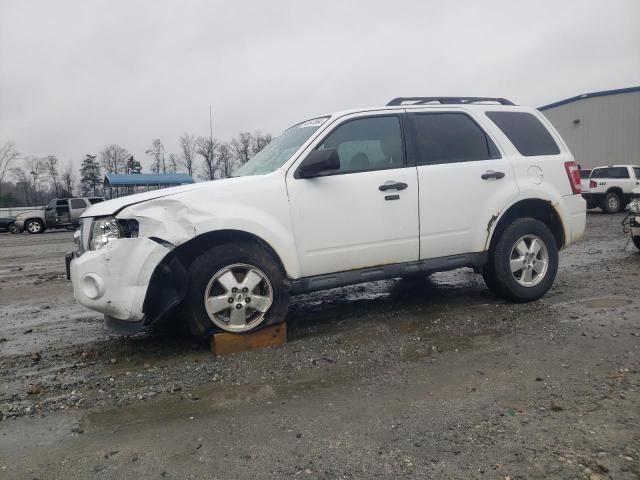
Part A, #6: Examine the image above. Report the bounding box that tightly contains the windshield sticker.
[297,117,329,128]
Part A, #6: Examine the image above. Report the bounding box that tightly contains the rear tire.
[633,236,640,250]
[183,242,290,340]
[484,218,558,302]
[26,219,44,234]
[602,192,621,214]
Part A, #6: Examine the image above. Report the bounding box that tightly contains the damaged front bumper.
[69,238,171,325]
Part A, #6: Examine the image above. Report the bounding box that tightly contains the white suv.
[581,165,640,213]
[67,97,586,338]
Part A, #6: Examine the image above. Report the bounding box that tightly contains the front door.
[411,110,519,258]
[287,114,419,277]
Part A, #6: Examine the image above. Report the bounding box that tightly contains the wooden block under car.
[211,323,287,356]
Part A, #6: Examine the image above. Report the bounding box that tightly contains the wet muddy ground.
[0,213,639,479]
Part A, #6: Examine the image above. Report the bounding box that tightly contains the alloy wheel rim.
[509,234,549,287]
[608,196,619,211]
[28,222,41,233]
[203,263,273,332]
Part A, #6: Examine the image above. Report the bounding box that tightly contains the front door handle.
[481,170,505,180]
[379,181,408,191]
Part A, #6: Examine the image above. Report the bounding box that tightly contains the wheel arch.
[487,198,565,252]
[141,229,289,327]
[605,186,623,197]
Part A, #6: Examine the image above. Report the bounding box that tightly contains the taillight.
[564,161,581,194]
[589,180,597,189]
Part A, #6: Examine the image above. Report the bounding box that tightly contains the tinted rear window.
[634,167,640,179]
[70,199,87,209]
[413,113,500,165]
[486,111,560,156]
[579,170,591,179]
[591,167,630,179]
[88,198,104,204]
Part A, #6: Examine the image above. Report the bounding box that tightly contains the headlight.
[15,214,22,220]
[629,201,640,214]
[89,217,138,251]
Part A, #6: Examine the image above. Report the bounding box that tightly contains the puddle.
[583,297,632,309]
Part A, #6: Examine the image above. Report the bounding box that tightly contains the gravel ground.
[0,213,639,479]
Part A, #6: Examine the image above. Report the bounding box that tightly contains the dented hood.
[81,182,209,218]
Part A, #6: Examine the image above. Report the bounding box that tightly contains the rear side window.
[486,111,560,156]
[413,113,500,165]
[70,199,87,209]
[591,167,630,179]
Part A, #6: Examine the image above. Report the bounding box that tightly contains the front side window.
[233,116,329,177]
[413,113,500,165]
[486,111,560,156]
[315,116,405,173]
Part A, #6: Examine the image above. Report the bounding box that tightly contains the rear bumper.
[561,194,586,246]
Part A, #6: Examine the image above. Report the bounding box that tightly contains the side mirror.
[295,149,340,179]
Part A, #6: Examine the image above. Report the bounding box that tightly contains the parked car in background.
[0,216,17,233]
[579,168,592,193]
[68,96,586,339]
[581,165,640,213]
[15,197,104,234]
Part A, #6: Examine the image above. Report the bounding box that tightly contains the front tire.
[484,218,558,302]
[183,242,290,340]
[26,219,44,234]
[602,192,621,214]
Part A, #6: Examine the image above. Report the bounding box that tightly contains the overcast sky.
[1,0,639,172]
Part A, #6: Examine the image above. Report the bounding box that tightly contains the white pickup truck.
[581,165,640,213]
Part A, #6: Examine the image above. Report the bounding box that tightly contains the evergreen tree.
[125,156,142,174]
[80,154,101,196]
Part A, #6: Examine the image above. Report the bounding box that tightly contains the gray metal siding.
[540,92,640,170]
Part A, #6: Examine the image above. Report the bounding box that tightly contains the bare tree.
[0,141,20,198]
[196,137,219,181]
[252,132,273,155]
[61,162,76,197]
[100,144,130,174]
[216,143,236,179]
[230,132,254,166]
[11,157,46,205]
[167,153,178,174]
[43,155,60,197]
[146,139,166,174]
[10,166,32,205]
[178,132,196,177]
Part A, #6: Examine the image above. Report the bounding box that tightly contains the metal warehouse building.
[539,86,640,170]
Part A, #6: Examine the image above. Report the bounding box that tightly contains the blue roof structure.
[104,173,194,186]
[539,86,640,111]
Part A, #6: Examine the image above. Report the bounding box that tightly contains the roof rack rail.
[387,97,515,106]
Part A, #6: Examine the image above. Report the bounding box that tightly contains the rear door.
[410,109,519,258]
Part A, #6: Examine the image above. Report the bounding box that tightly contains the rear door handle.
[481,170,505,180]
[379,181,408,191]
